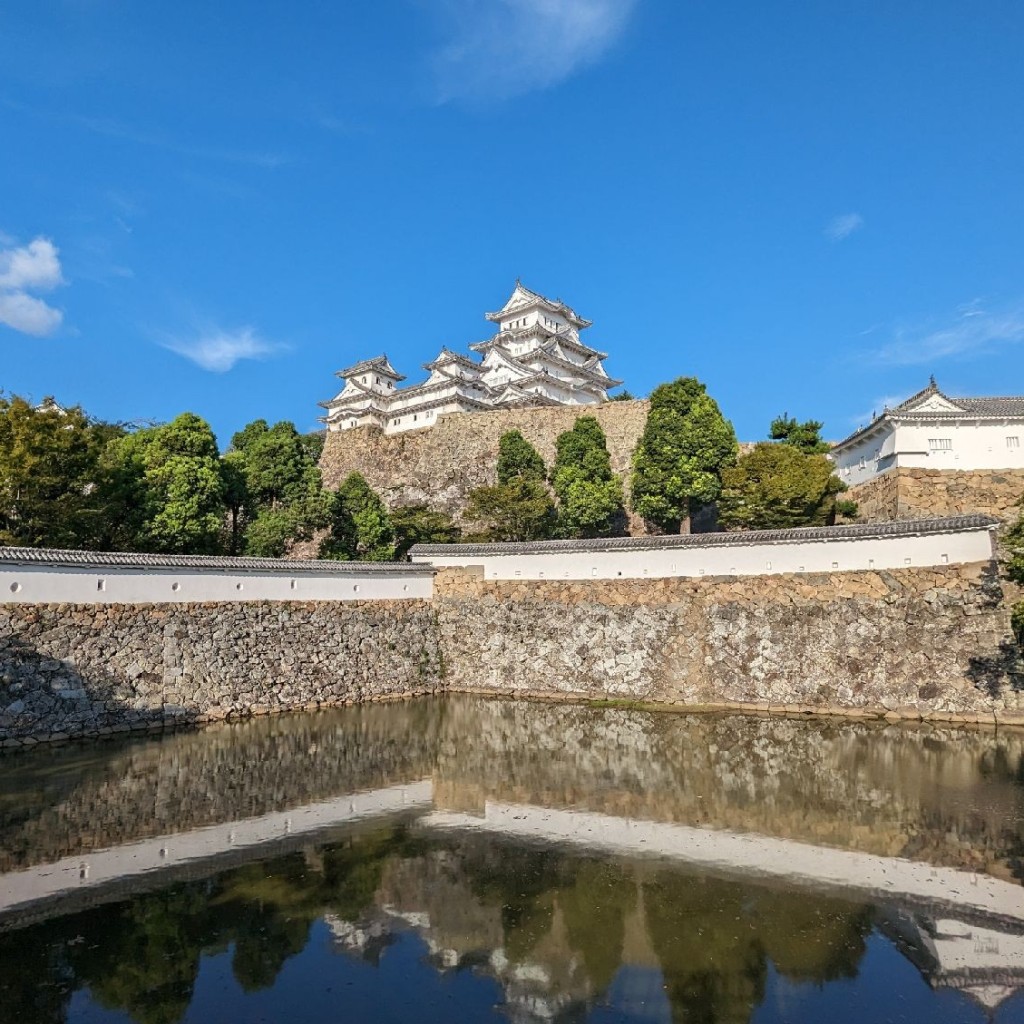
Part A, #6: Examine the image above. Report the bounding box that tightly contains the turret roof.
[335,355,406,382]
[485,281,593,329]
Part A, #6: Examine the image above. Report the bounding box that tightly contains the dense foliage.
[718,443,847,531]
[769,413,831,454]
[465,431,556,542]
[631,377,738,532]
[0,394,124,548]
[550,416,624,538]
[391,504,461,558]
[225,419,328,556]
[496,429,546,484]
[319,471,395,561]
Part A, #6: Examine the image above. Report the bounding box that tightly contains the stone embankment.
[433,562,1024,723]
[319,399,650,521]
[849,467,1024,523]
[0,601,442,745]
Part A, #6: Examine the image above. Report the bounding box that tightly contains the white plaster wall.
[832,419,1024,484]
[0,564,433,604]
[896,421,1024,471]
[413,528,993,580]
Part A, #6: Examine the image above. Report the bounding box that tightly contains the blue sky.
[1,0,1022,445]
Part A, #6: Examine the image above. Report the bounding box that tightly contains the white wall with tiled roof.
[0,550,432,604]
[411,516,996,581]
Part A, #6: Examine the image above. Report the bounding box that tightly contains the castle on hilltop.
[319,282,622,434]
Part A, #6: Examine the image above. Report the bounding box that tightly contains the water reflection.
[2,696,1024,1023]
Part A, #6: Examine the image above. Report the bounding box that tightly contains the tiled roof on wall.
[409,514,998,557]
[0,547,434,574]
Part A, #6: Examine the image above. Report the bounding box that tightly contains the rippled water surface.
[3,696,1024,1023]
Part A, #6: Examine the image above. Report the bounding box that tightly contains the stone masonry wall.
[0,601,442,745]
[850,468,1024,523]
[319,400,650,521]
[433,564,1024,723]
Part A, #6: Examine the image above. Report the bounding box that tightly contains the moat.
[3,696,1024,1023]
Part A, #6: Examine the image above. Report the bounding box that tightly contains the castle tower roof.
[485,281,593,329]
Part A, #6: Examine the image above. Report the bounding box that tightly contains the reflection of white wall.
[414,522,994,581]
[0,560,433,604]
[0,780,434,919]
[424,802,1024,925]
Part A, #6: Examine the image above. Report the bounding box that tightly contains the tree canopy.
[464,480,556,542]
[550,416,624,538]
[319,472,394,561]
[769,413,831,455]
[718,442,847,531]
[225,419,328,556]
[102,413,228,554]
[497,430,547,484]
[390,504,461,558]
[0,394,123,548]
[631,378,738,533]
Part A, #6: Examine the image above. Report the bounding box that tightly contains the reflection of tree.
[0,925,73,1024]
[1,825,420,1024]
[643,873,872,1024]
[71,887,210,1024]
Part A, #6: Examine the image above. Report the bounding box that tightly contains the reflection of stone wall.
[0,702,441,871]
[0,600,442,744]
[434,698,1024,876]
[434,562,1024,721]
[319,400,650,522]
[850,468,1024,522]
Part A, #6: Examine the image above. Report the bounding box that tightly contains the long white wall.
[0,562,433,604]
[413,524,994,581]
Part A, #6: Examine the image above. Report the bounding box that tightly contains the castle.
[319,282,622,434]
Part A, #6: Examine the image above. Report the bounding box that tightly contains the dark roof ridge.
[410,514,997,557]
[0,547,433,574]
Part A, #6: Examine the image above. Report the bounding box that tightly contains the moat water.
[2,696,1024,1024]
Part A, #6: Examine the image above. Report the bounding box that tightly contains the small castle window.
[928,438,952,451]
[1008,436,1020,449]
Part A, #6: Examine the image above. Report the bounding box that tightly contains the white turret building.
[320,283,622,434]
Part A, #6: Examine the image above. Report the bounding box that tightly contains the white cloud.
[0,236,65,336]
[848,394,905,428]
[431,0,637,102]
[162,326,283,372]
[824,213,864,242]
[874,305,1024,366]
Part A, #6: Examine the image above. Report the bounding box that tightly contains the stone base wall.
[319,400,650,523]
[433,565,1024,723]
[0,601,442,745]
[850,468,1024,523]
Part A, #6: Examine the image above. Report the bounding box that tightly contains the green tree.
[770,413,831,454]
[718,443,847,530]
[497,430,547,484]
[631,377,738,533]
[464,480,556,542]
[0,393,123,548]
[390,504,461,558]
[226,419,328,556]
[550,416,624,538]
[319,472,394,560]
[610,389,636,401]
[101,413,227,553]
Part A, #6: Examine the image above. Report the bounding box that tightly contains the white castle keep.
[320,282,622,434]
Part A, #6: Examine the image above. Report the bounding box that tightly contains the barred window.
[928,438,952,451]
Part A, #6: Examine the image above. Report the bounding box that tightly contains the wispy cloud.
[874,303,1024,366]
[431,0,637,102]
[74,115,289,168]
[0,236,65,336]
[848,394,905,428]
[825,212,864,242]
[162,325,285,372]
